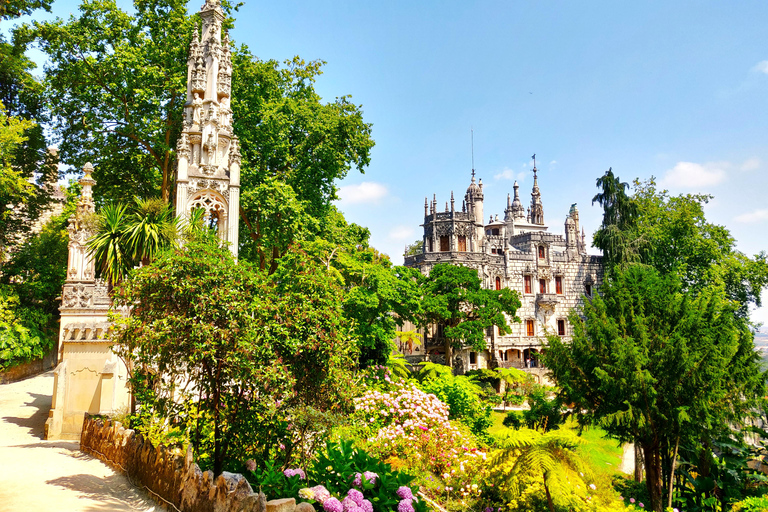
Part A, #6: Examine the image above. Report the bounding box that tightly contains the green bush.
[0,285,54,370]
[421,373,492,438]
[731,496,768,511]
[503,411,523,430]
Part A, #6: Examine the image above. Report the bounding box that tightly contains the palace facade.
[403,165,603,378]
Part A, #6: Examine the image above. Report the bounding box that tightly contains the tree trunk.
[444,337,453,372]
[642,441,664,512]
[634,441,644,482]
[667,435,679,509]
[543,472,555,512]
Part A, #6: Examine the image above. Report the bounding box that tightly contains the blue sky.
[11,1,768,329]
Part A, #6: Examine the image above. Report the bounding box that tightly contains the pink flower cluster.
[298,485,373,512]
[353,382,480,476]
[283,468,306,479]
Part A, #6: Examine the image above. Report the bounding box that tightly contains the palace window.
[555,276,563,294]
[458,235,467,252]
[524,275,532,294]
[557,319,566,336]
[469,351,477,364]
[495,276,501,290]
[539,279,546,294]
[428,238,433,252]
[538,245,545,259]
[585,284,593,297]
[440,236,449,252]
[526,320,535,337]
[486,326,494,337]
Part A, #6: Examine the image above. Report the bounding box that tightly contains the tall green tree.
[591,167,639,269]
[546,265,765,512]
[27,0,193,202]
[418,263,521,371]
[111,230,357,475]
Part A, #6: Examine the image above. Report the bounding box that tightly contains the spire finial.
[531,153,538,179]
[471,128,475,179]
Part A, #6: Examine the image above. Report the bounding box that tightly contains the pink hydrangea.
[396,486,413,500]
[397,499,415,512]
[323,497,343,512]
[360,500,373,512]
[283,468,306,479]
[341,496,360,512]
[311,485,331,504]
[347,488,364,506]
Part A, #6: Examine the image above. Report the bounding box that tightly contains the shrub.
[503,411,523,430]
[421,373,493,438]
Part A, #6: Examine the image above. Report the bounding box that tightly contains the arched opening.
[495,276,501,290]
[188,190,228,237]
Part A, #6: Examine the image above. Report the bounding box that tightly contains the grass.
[487,411,624,477]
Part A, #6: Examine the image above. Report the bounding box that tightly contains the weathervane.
[531,153,537,178]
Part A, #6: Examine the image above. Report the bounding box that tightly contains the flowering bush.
[352,381,481,477]
[248,439,425,512]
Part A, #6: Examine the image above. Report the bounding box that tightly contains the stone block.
[266,498,296,512]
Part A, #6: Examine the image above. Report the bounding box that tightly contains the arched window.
[440,236,449,251]
[524,276,532,294]
[538,245,545,258]
[189,190,227,234]
[557,319,566,336]
[457,235,467,251]
[495,276,501,290]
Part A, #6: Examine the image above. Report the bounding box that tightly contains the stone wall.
[80,414,313,512]
[0,342,58,384]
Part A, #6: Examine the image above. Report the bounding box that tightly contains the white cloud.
[751,60,768,74]
[659,161,728,189]
[549,160,557,166]
[741,158,761,171]
[388,225,415,241]
[735,209,768,224]
[337,181,388,204]
[494,167,528,181]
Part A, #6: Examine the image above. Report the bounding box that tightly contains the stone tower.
[46,163,130,440]
[174,0,241,257]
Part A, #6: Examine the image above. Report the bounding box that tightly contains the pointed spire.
[450,191,455,212]
[424,197,428,217]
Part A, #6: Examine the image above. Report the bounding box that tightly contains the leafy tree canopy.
[418,263,521,370]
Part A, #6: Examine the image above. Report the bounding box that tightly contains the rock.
[295,502,315,512]
[266,497,296,512]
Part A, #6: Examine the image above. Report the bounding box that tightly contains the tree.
[111,231,358,475]
[545,264,765,511]
[489,428,592,512]
[27,0,193,202]
[591,167,639,270]
[418,263,521,371]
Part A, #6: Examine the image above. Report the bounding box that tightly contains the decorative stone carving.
[62,285,92,308]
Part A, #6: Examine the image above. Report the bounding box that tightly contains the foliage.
[351,381,481,478]
[490,428,598,512]
[418,263,521,369]
[232,51,374,220]
[591,168,639,269]
[0,284,53,370]
[87,198,176,285]
[248,439,426,512]
[111,231,357,476]
[522,386,565,433]
[421,373,493,438]
[546,264,766,511]
[404,240,422,256]
[731,496,768,512]
[503,411,523,430]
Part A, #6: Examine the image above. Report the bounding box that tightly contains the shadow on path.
[3,391,51,440]
[47,474,156,512]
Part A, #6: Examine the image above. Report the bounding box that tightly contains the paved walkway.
[0,371,156,512]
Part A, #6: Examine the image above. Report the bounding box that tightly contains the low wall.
[80,414,314,512]
[0,342,58,384]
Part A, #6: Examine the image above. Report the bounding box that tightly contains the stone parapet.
[80,414,314,512]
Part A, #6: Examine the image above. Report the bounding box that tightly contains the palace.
[403,164,603,378]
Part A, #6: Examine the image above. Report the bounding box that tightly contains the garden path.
[0,371,156,512]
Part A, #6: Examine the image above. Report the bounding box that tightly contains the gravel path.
[0,371,156,512]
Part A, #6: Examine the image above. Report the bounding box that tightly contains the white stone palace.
[403,163,603,379]
[174,0,241,256]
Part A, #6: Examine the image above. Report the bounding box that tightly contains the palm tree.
[87,198,179,287]
[490,428,591,512]
[123,197,177,266]
[87,202,131,287]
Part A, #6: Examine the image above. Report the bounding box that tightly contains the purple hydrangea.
[363,471,378,484]
[396,486,413,500]
[283,468,306,479]
[360,500,373,512]
[397,499,415,512]
[323,497,343,512]
[311,485,331,504]
[347,488,364,506]
[341,496,360,512]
